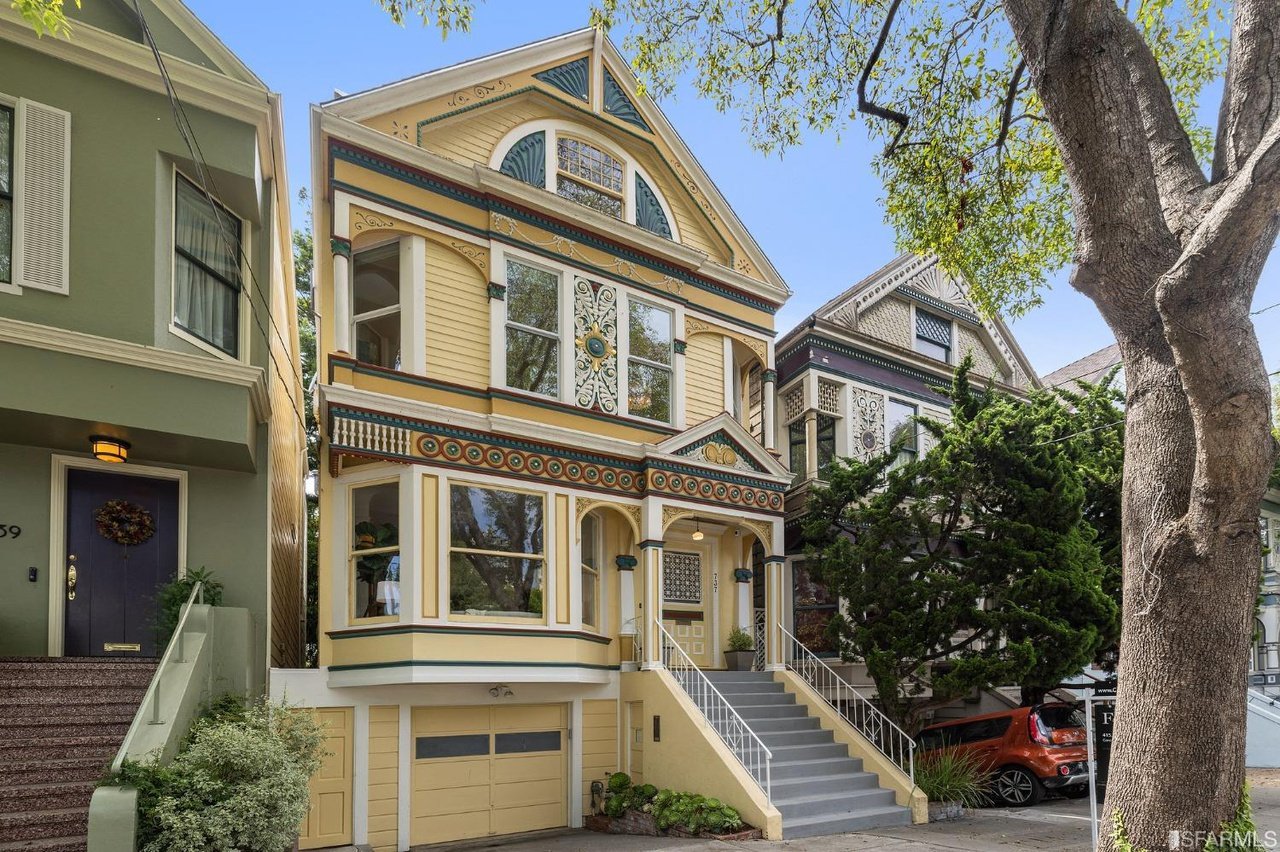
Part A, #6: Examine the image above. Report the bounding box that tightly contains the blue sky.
[185,0,1278,380]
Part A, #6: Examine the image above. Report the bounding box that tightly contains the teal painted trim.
[898,286,982,325]
[487,388,678,435]
[783,361,949,407]
[675,429,770,474]
[488,282,507,300]
[644,458,788,491]
[330,237,351,258]
[639,539,665,549]
[329,659,621,672]
[534,57,590,101]
[615,555,638,570]
[499,131,546,187]
[332,356,492,399]
[673,339,687,355]
[603,69,651,132]
[762,369,777,384]
[764,555,787,564]
[330,144,780,324]
[634,173,671,238]
[329,624,612,644]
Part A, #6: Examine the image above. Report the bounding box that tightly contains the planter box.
[590,812,758,840]
[724,650,755,671]
[584,815,612,833]
[928,801,966,822]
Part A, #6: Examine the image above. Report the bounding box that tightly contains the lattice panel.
[915,309,953,347]
[818,379,841,414]
[663,551,702,604]
[783,385,805,422]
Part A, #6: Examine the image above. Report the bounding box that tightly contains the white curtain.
[174,179,239,354]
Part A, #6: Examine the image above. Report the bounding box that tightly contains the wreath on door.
[94,500,156,547]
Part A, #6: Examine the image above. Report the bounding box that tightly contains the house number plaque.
[0,524,21,539]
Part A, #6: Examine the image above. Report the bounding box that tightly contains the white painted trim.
[47,454,189,657]
[13,96,71,295]
[0,92,18,297]
[570,698,584,827]
[326,665,615,688]
[397,703,412,851]
[352,703,370,845]
[401,235,428,375]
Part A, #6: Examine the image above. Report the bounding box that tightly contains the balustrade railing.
[778,623,916,785]
[657,621,772,800]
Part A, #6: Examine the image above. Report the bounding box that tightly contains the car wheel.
[1060,784,1090,799]
[994,766,1044,807]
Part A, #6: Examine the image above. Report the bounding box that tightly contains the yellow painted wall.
[425,239,490,389]
[299,708,354,850]
[619,670,780,838]
[684,332,725,426]
[581,699,619,814]
[420,101,551,165]
[368,706,401,851]
[327,629,613,670]
[627,701,644,783]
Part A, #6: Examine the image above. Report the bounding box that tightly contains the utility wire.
[132,0,307,435]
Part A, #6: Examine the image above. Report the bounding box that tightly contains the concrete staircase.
[0,657,157,852]
[705,670,912,839]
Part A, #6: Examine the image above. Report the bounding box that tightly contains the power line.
[132,0,307,435]
[1252,300,1279,317]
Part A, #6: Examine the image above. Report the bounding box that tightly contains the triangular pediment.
[653,414,791,480]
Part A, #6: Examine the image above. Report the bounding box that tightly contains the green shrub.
[727,627,754,652]
[913,749,992,808]
[650,789,744,834]
[102,697,324,852]
[607,771,632,793]
[154,567,223,648]
[601,774,658,817]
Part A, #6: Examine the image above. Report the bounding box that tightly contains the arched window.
[1256,619,1269,672]
[496,123,675,240]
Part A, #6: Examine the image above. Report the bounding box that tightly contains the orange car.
[915,703,1090,806]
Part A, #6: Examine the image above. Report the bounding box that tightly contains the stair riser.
[713,682,787,695]
[771,744,853,762]
[757,730,836,747]
[723,692,796,707]
[747,717,823,733]
[0,785,94,814]
[0,689,149,708]
[0,670,155,688]
[0,813,88,842]
[777,789,899,819]
[0,744,119,765]
[771,774,880,798]
[703,673,778,683]
[0,722,132,740]
[2,703,140,722]
[0,764,106,786]
[771,759,863,780]
[782,808,913,839]
[734,705,812,720]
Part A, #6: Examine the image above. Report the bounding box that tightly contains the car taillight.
[1058,764,1072,776]
[1028,713,1051,745]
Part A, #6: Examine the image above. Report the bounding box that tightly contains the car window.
[1035,705,1085,730]
[960,717,1012,744]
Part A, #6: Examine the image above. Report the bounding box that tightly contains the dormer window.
[556,138,623,218]
[496,122,675,240]
[914,309,953,363]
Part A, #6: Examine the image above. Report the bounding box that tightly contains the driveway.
[426,776,1280,851]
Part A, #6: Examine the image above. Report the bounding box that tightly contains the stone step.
[781,804,913,839]
[765,742,852,762]
[0,781,95,816]
[756,728,835,748]
[721,690,796,706]
[0,720,131,740]
[771,756,865,781]
[0,686,149,707]
[770,770,881,798]
[0,808,88,843]
[2,702,140,723]
[732,703,811,720]
[0,837,88,852]
[0,669,155,689]
[0,757,108,787]
[711,680,787,695]
[774,786,899,819]
[703,671,776,683]
[0,735,120,763]
[746,715,822,734]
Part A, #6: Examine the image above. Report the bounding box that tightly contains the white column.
[333,246,351,354]
[734,537,750,630]
[618,558,637,636]
[762,369,777,452]
[640,500,664,670]
[400,469,420,623]
[804,410,819,481]
[400,235,427,375]
[764,555,786,671]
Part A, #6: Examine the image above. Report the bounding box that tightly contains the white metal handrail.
[778,623,916,784]
[111,581,205,773]
[657,621,772,800]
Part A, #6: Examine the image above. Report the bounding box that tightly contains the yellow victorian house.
[274,29,923,849]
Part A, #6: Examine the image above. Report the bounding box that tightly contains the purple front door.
[64,469,179,658]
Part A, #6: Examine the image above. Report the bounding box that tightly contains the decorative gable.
[653,412,791,481]
[602,69,651,131]
[676,431,766,473]
[534,57,590,101]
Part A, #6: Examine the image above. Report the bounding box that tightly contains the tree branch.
[994,59,1026,155]
[1213,0,1280,182]
[856,0,910,156]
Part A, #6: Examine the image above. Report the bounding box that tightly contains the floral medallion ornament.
[573,277,619,413]
[94,500,155,548]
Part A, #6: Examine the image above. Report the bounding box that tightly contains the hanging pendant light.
[89,435,130,464]
[692,519,704,541]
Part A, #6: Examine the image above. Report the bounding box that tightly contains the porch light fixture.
[90,436,130,464]
[692,520,704,542]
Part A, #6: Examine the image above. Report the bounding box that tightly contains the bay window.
[505,259,560,397]
[174,175,242,357]
[789,420,806,482]
[449,484,546,618]
[350,481,400,620]
[352,242,401,369]
[627,300,673,422]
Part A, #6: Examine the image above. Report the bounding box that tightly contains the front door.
[64,469,179,657]
[662,549,711,667]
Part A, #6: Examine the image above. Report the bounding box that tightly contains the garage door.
[411,704,568,845]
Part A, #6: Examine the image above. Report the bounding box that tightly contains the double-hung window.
[352,242,402,370]
[174,175,242,357]
[886,399,919,466]
[0,105,12,286]
[449,484,546,619]
[556,137,624,218]
[789,419,807,482]
[350,481,400,621]
[581,511,601,631]
[505,259,560,397]
[627,300,673,423]
[914,309,953,363]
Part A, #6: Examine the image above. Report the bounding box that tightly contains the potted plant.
[723,627,754,671]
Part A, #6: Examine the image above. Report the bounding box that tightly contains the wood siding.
[684,332,725,426]
[425,241,490,389]
[581,699,619,814]
[368,706,400,852]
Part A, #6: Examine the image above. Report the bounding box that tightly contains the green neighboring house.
[0,0,305,679]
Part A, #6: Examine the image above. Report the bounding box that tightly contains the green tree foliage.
[292,189,320,666]
[10,0,77,37]
[802,360,1119,730]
